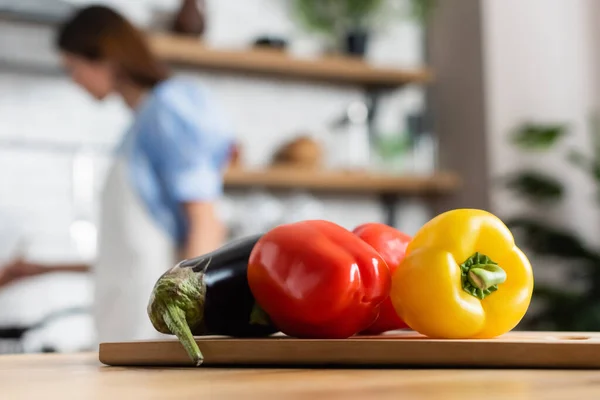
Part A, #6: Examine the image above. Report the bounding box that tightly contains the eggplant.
[147,234,278,366]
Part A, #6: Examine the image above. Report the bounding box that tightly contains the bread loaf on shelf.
[271,136,322,169]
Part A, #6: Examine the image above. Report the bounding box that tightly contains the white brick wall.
[0,0,432,350]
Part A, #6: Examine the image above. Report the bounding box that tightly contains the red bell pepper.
[352,223,412,334]
[247,220,391,338]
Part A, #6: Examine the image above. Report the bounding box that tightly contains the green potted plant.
[501,118,600,331]
[289,0,437,57]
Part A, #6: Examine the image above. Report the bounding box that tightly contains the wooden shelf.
[0,16,432,88]
[148,34,433,89]
[224,168,459,195]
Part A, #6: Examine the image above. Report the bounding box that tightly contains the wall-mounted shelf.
[148,34,433,89]
[224,167,459,195]
[224,167,458,226]
[0,12,433,89]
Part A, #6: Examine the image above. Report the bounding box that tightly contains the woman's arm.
[0,259,89,288]
[141,83,233,260]
[181,201,226,259]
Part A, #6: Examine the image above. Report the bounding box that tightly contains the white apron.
[93,155,177,345]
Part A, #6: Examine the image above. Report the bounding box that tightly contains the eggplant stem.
[163,303,204,367]
[249,302,272,326]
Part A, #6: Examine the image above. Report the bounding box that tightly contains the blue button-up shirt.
[121,77,234,245]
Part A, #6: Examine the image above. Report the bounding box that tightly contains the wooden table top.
[2,352,600,400]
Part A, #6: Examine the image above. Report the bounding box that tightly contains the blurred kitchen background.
[2,0,600,353]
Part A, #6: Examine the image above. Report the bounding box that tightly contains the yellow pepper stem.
[460,252,507,300]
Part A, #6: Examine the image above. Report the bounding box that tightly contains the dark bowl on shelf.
[253,36,288,51]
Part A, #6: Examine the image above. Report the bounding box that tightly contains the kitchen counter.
[1,352,599,399]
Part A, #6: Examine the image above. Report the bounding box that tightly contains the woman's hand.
[0,260,90,289]
[0,259,47,288]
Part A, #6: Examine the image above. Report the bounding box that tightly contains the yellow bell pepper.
[390,209,534,339]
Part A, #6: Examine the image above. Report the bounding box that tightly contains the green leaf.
[506,218,599,262]
[568,149,592,172]
[409,0,437,22]
[568,149,600,181]
[569,303,600,331]
[533,285,582,301]
[345,0,384,19]
[511,124,567,150]
[505,171,564,203]
[374,133,410,160]
[587,270,600,299]
[588,112,600,157]
[529,285,590,331]
[290,0,436,36]
[291,0,336,35]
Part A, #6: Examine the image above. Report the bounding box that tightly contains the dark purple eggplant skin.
[179,234,278,337]
[147,234,278,366]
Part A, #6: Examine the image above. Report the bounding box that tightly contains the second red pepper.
[247,220,391,338]
[352,223,412,334]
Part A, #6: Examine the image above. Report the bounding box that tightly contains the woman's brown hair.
[57,5,169,88]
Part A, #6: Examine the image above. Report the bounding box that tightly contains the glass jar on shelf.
[328,100,372,171]
[407,113,438,175]
[370,129,412,175]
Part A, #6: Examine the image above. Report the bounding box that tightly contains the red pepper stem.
[461,252,507,300]
[163,303,203,367]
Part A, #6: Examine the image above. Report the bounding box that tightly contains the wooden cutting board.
[99,331,600,369]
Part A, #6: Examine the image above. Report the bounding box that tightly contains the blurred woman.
[0,5,233,344]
